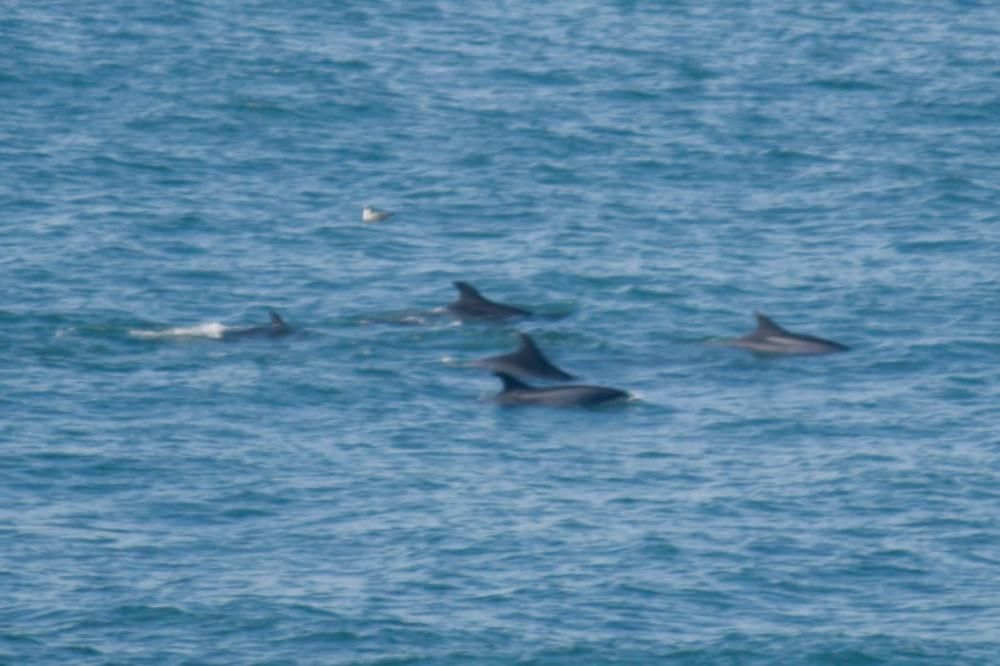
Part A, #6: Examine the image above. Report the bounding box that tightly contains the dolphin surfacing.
[474,333,575,381]
[492,372,628,408]
[222,311,291,340]
[729,312,848,355]
[447,282,531,321]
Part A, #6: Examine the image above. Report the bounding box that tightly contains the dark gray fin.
[453,281,485,304]
[494,371,532,393]
[514,333,575,381]
[270,311,285,327]
[752,312,790,337]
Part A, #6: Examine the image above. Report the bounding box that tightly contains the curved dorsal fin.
[517,332,539,354]
[453,281,483,302]
[753,312,788,336]
[270,310,285,326]
[513,333,575,381]
[494,371,532,393]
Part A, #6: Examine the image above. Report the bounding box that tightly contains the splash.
[129,322,227,340]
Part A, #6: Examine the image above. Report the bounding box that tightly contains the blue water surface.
[2,1,1000,664]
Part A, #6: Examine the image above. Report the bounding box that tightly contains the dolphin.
[222,311,291,340]
[446,281,531,320]
[474,333,575,381]
[729,312,849,355]
[491,372,628,408]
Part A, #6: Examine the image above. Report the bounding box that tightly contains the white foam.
[129,322,227,340]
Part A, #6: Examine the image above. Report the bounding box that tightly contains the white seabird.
[362,205,393,223]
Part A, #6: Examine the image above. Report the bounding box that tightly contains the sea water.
[2,2,999,664]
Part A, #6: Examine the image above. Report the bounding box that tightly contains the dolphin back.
[735,312,848,354]
[448,282,531,320]
[223,310,291,340]
[492,372,627,408]
[477,333,575,381]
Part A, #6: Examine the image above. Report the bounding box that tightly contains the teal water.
[3,2,1000,664]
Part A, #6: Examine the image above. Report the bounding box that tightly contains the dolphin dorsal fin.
[753,312,788,337]
[516,332,540,355]
[453,281,484,303]
[514,333,576,380]
[494,372,532,393]
[509,333,548,367]
[270,310,285,326]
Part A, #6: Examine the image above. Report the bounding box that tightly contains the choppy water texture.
[3,1,1000,664]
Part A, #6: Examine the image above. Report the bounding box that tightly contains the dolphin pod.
[170,282,849,409]
[451,284,849,407]
[442,283,627,407]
